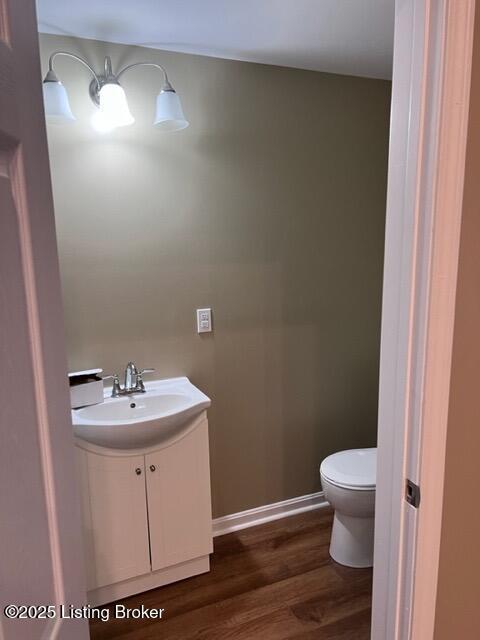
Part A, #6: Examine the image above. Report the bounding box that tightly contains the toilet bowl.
[320,448,376,568]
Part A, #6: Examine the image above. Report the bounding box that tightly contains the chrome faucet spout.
[124,362,138,391]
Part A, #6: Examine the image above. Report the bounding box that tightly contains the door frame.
[0,1,89,639]
[372,1,475,638]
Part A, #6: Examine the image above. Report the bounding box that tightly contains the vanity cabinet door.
[145,418,213,572]
[77,449,151,589]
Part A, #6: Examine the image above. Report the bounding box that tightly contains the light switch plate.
[196,308,212,333]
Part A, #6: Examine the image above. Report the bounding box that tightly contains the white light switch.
[196,308,212,333]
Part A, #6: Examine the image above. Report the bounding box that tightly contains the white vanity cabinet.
[76,452,151,590]
[145,419,213,571]
[75,412,213,606]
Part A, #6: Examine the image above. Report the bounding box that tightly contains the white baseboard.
[212,491,328,537]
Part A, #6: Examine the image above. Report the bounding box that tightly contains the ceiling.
[36,0,394,80]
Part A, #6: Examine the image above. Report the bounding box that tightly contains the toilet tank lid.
[320,448,377,488]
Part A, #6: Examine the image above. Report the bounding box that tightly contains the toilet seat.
[320,448,376,491]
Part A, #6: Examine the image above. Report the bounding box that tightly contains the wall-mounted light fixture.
[42,52,189,133]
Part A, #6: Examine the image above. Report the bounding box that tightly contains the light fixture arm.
[45,50,101,89]
[116,62,174,91]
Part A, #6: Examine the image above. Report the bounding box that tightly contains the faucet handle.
[104,374,122,397]
[135,368,155,393]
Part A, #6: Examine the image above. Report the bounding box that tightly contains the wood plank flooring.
[89,508,372,640]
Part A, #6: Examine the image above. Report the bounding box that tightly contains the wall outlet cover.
[196,308,212,333]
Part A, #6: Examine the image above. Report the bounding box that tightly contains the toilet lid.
[320,448,377,489]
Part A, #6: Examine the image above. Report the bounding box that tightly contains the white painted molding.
[372,1,475,639]
[212,491,328,537]
[409,1,475,638]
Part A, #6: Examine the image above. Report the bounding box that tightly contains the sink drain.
[130,402,136,409]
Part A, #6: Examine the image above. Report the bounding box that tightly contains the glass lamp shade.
[96,83,134,129]
[91,111,116,133]
[42,81,75,124]
[154,90,189,131]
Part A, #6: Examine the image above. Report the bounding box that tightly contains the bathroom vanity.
[72,377,213,606]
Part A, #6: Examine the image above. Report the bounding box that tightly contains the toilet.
[320,448,376,568]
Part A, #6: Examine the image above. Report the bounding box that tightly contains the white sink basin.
[72,377,210,451]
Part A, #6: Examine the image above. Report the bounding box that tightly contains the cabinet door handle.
[149,465,156,472]
[135,468,142,475]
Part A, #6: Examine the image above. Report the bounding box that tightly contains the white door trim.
[0,1,89,638]
[408,1,475,637]
[372,1,475,639]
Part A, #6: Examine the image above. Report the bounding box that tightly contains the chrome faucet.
[104,362,155,397]
[124,361,138,391]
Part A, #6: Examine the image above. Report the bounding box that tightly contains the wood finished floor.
[89,508,372,640]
